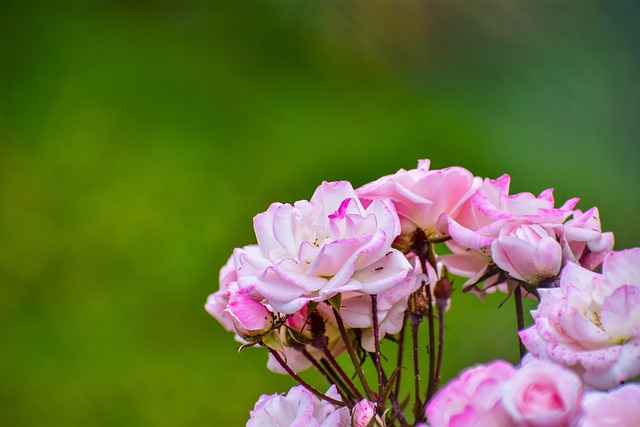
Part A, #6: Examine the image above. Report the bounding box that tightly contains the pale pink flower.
[491,222,563,284]
[502,360,583,427]
[235,181,412,313]
[332,263,420,352]
[520,248,640,389]
[247,385,350,427]
[356,159,480,244]
[426,360,516,427]
[579,383,640,427]
[205,253,240,332]
[562,207,614,271]
[438,175,578,290]
[352,400,380,427]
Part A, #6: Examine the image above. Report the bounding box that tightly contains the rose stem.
[331,306,376,401]
[433,304,445,394]
[371,295,385,415]
[424,243,437,402]
[410,304,424,422]
[322,347,363,400]
[318,357,357,404]
[301,348,354,403]
[514,284,526,359]
[268,348,349,407]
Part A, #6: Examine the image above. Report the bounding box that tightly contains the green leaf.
[261,329,284,353]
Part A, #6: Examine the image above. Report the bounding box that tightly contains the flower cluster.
[205,160,638,426]
[427,359,640,427]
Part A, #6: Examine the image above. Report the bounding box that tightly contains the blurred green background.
[1,1,639,425]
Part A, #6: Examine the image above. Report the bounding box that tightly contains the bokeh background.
[1,1,639,425]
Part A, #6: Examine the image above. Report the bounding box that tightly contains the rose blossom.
[502,360,583,427]
[205,252,242,332]
[426,360,516,427]
[235,181,413,314]
[520,248,640,389]
[491,222,563,284]
[578,383,640,427]
[226,283,273,337]
[562,207,614,271]
[437,174,588,291]
[352,400,380,427]
[356,159,480,248]
[247,385,350,427]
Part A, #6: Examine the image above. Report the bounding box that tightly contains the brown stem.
[322,347,363,400]
[301,348,353,403]
[331,306,375,401]
[371,295,385,415]
[410,310,424,422]
[318,357,357,405]
[514,284,526,359]
[268,348,349,407]
[433,305,445,394]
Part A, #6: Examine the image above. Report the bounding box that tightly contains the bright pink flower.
[520,248,640,389]
[351,400,379,427]
[426,360,516,427]
[356,159,480,242]
[579,383,640,427]
[226,283,273,337]
[247,385,350,427]
[491,223,563,283]
[502,360,583,427]
[235,181,412,313]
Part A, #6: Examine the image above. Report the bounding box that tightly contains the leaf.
[327,293,342,311]
[261,329,284,353]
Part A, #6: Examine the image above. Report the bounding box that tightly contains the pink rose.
[351,400,379,427]
[205,253,241,332]
[520,248,640,389]
[247,385,350,427]
[226,283,273,337]
[356,159,480,245]
[579,383,640,427]
[562,207,614,271]
[502,360,583,427]
[491,222,563,283]
[438,175,578,291]
[426,360,516,427]
[235,181,412,313]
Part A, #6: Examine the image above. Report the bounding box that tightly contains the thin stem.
[331,306,376,401]
[433,305,445,394]
[319,357,357,405]
[268,348,349,407]
[301,348,352,402]
[514,284,526,359]
[410,310,424,422]
[371,295,385,415]
[424,243,437,402]
[394,314,407,399]
[322,347,363,400]
[389,315,408,427]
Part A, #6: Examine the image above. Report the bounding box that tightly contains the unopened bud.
[434,276,453,312]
